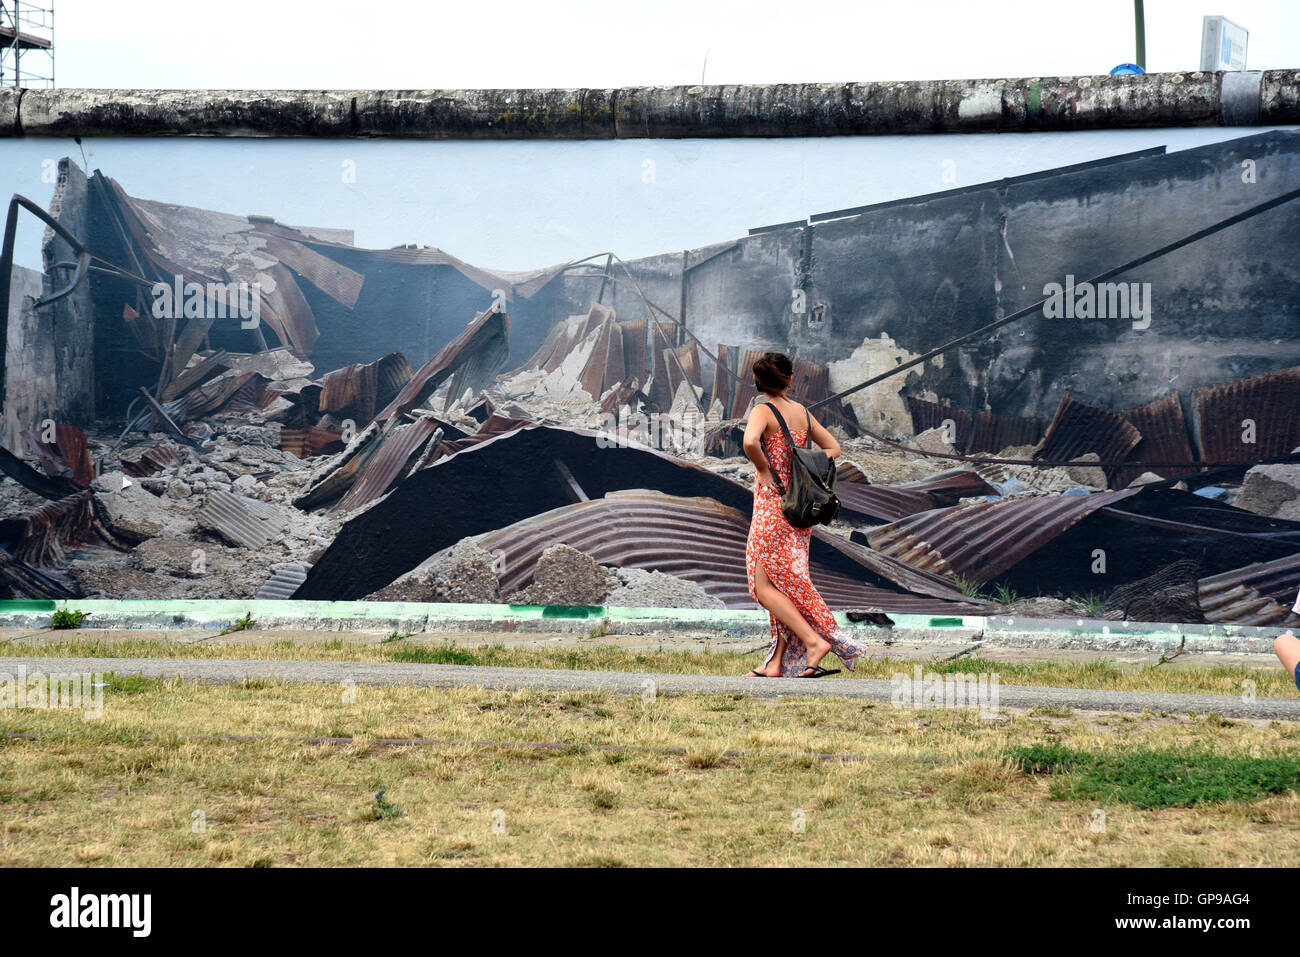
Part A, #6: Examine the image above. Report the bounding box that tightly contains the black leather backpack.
[760,400,840,528]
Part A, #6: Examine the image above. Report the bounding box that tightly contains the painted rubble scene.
[2,130,1299,626]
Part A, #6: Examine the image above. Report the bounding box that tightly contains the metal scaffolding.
[1,1,54,88]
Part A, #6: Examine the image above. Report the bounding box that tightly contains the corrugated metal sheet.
[255,562,312,599]
[334,417,442,513]
[969,409,1040,454]
[260,235,365,309]
[319,361,379,418]
[1198,553,1300,625]
[709,344,734,415]
[1114,393,1196,487]
[1034,393,1141,473]
[296,420,986,602]
[0,491,97,567]
[620,319,648,384]
[314,351,414,422]
[22,425,94,488]
[835,464,997,523]
[165,371,260,422]
[662,341,702,398]
[868,488,1141,584]
[474,489,985,613]
[376,309,509,422]
[579,318,626,399]
[197,490,287,549]
[121,445,183,477]
[161,350,230,402]
[226,374,281,413]
[279,426,344,459]
[260,263,320,358]
[904,397,973,451]
[1193,365,1300,464]
[0,548,76,599]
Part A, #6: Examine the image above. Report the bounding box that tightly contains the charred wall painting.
[2,129,1299,625]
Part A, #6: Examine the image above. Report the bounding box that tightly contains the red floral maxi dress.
[746,410,870,676]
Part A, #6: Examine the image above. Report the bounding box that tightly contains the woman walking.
[741,352,870,678]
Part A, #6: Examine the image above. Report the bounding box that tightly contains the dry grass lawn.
[2,675,1299,866]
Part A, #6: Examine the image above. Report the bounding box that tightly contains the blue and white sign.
[1200,15,1248,71]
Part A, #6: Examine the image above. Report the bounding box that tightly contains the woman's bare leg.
[1274,632,1300,683]
[751,560,831,672]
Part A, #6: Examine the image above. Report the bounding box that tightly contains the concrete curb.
[3,72,1298,138]
[1,598,1286,654]
[2,655,1295,720]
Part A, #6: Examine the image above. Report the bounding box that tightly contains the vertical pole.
[12,1,21,87]
[678,251,687,348]
[1134,0,1146,70]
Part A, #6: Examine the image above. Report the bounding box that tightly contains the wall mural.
[1,129,1298,625]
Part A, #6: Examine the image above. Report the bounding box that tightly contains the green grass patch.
[104,673,168,696]
[1012,743,1300,808]
[48,609,88,630]
[388,645,478,666]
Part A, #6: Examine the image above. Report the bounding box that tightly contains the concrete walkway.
[3,656,1298,721]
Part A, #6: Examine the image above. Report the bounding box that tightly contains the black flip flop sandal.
[796,665,841,678]
[746,669,773,677]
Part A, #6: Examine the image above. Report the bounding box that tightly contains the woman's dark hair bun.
[752,352,793,395]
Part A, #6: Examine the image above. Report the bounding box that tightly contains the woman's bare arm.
[742,404,780,493]
[807,410,841,458]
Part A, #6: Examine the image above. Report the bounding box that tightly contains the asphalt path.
[2,656,1298,720]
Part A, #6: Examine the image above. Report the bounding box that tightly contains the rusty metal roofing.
[905,396,973,451]
[376,309,509,422]
[333,417,442,513]
[709,344,736,414]
[260,235,365,309]
[1193,365,1300,464]
[295,419,981,602]
[1114,393,1196,487]
[1198,553,1300,626]
[473,489,985,613]
[161,350,230,402]
[868,488,1142,584]
[969,409,1040,454]
[834,464,997,523]
[121,445,183,477]
[319,361,377,416]
[620,319,648,383]
[197,490,288,550]
[261,262,321,358]
[578,317,627,399]
[1034,393,1141,473]
[279,425,344,459]
[0,491,97,567]
[313,351,415,423]
[22,424,94,488]
[164,371,261,422]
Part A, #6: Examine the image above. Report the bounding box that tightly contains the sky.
[36,0,1300,88]
[2,1,1297,272]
